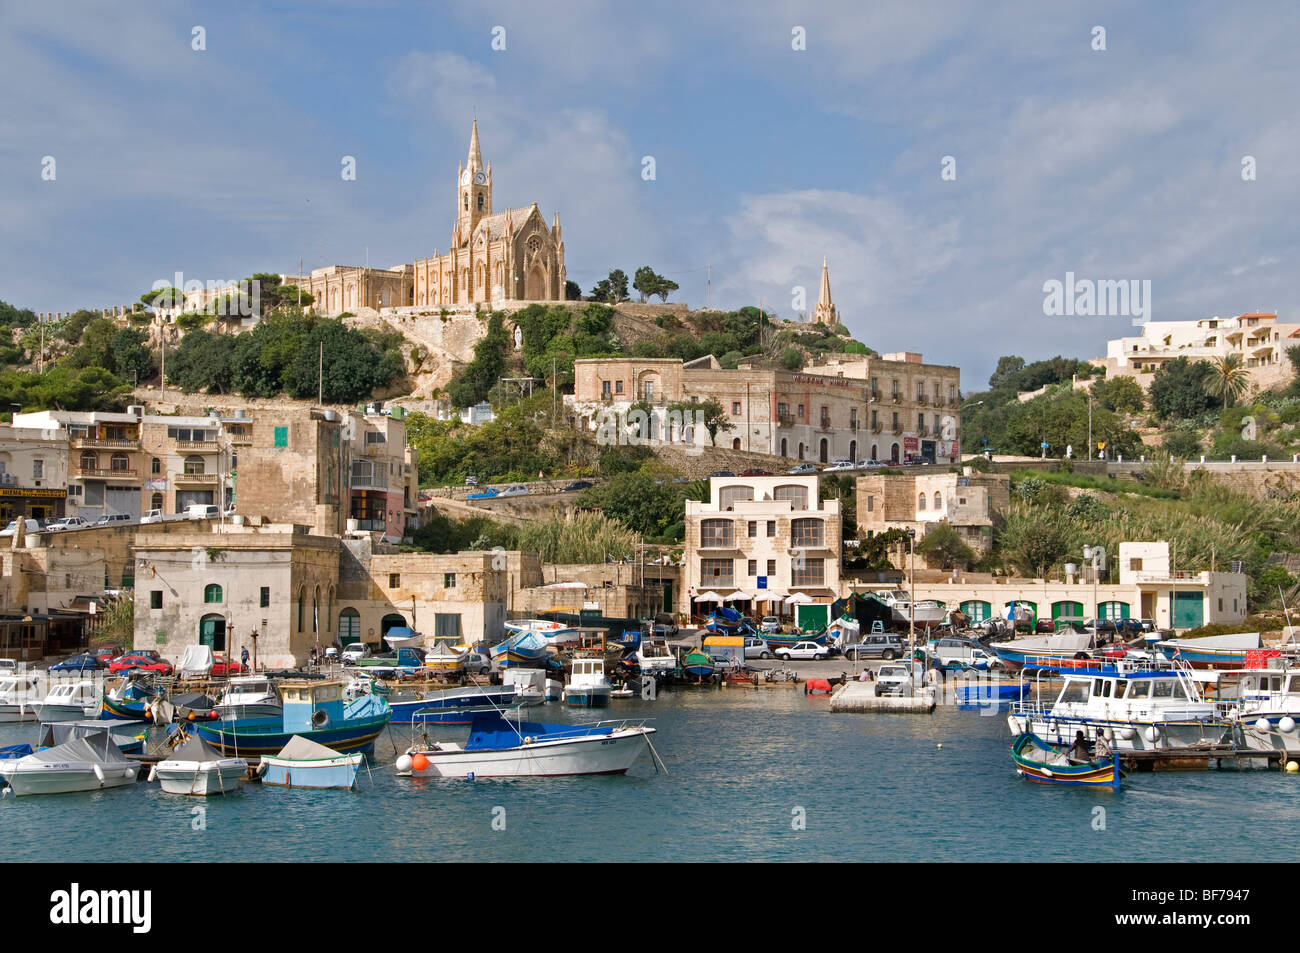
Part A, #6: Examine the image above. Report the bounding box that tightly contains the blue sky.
[2,1,1297,387]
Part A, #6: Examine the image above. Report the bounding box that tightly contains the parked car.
[0,658,16,674]
[709,470,735,479]
[141,509,165,524]
[824,459,856,471]
[743,636,771,660]
[49,653,108,673]
[842,633,907,661]
[787,463,819,475]
[738,468,772,477]
[464,475,479,487]
[461,650,492,676]
[0,518,42,538]
[210,653,246,677]
[46,516,91,532]
[1114,618,1146,637]
[92,645,124,666]
[498,484,530,497]
[109,653,174,676]
[930,636,996,670]
[467,487,498,500]
[185,503,220,520]
[563,480,594,492]
[1138,618,1158,632]
[341,642,372,664]
[95,513,135,526]
[856,460,884,469]
[876,661,927,695]
[775,640,829,662]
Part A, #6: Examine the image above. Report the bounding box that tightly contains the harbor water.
[3,689,1296,862]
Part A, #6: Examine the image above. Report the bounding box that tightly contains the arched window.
[327,587,334,632]
[918,493,927,511]
[780,438,788,457]
[774,485,809,511]
[477,193,484,209]
[719,486,753,511]
[338,608,360,645]
[313,586,319,633]
[732,437,741,450]
[151,493,163,510]
[203,583,222,603]
[80,451,97,471]
[111,452,129,471]
[849,440,856,462]
[297,587,305,633]
[184,455,204,475]
[934,492,942,509]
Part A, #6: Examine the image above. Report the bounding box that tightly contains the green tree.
[1090,376,1145,414]
[446,312,510,407]
[999,509,1075,578]
[1205,354,1251,410]
[666,398,734,446]
[565,280,582,301]
[1163,428,1202,458]
[917,524,976,570]
[780,346,803,370]
[589,269,629,303]
[1148,357,1215,420]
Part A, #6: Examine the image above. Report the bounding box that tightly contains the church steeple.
[813,256,838,325]
[455,118,492,247]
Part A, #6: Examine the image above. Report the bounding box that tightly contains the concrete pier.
[830,681,936,713]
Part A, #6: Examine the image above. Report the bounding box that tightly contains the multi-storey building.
[0,423,70,522]
[568,350,960,465]
[14,409,150,521]
[855,471,1010,564]
[682,474,841,617]
[1098,312,1300,392]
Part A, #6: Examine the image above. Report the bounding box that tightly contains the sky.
[1,0,1297,388]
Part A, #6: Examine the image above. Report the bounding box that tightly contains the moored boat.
[258,734,362,790]
[1158,633,1265,669]
[36,679,100,722]
[563,657,612,708]
[489,630,549,668]
[152,733,248,796]
[395,711,655,779]
[212,676,283,722]
[387,684,520,724]
[196,679,391,756]
[1011,732,1123,790]
[422,640,467,674]
[682,648,716,679]
[0,671,44,723]
[0,729,139,796]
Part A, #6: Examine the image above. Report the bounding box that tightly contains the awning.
[695,591,727,602]
[784,592,814,606]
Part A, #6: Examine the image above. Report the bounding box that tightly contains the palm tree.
[1206,354,1251,409]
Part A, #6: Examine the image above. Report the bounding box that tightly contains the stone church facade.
[286,121,566,315]
[412,120,566,308]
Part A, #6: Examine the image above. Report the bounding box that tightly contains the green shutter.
[274,426,288,447]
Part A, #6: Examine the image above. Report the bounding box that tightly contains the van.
[0,518,42,538]
[185,504,220,520]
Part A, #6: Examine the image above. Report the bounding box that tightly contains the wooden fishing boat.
[1011,732,1123,791]
[682,649,715,679]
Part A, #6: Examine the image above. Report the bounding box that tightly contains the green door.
[797,603,830,632]
[960,600,991,623]
[1173,591,1204,629]
[1099,601,1130,620]
[199,615,226,651]
[1052,601,1084,627]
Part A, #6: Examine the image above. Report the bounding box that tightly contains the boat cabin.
[280,680,347,732]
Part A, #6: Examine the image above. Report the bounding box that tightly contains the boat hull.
[195,715,390,756]
[1011,733,1122,790]
[260,754,361,789]
[0,703,39,723]
[388,687,519,724]
[37,703,97,723]
[402,728,653,779]
[1,760,139,796]
[1006,712,1229,751]
[156,759,248,796]
[563,687,611,708]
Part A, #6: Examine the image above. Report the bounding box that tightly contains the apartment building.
[855,471,1010,564]
[682,474,841,617]
[568,350,961,465]
[1098,312,1300,392]
[0,423,69,522]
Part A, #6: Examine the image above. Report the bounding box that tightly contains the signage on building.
[146,479,168,490]
[0,487,65,499]
[757,576,767,589]
[904,437,919,452]
[791,375,857,389]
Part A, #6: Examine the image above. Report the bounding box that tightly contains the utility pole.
[318,341,324,405]
[39,316,44,374]
[1088,395,1093,461]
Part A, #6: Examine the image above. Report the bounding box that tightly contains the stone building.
[568,349,961,465]
[682,474,841,618]
[0,423,70,523]
[283,264,414,317]
[811,257,838,325]
[14,408,150,521]
[855,471,1010,566]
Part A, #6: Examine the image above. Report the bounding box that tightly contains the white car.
[760,616,782,634]
[824,459,857,471]
[856,460,884,469]
[45,517,90,532]
[141,509,165,524]
[498,484,530,497]
[0,519,42,538]
[341,642,371,664]
[876,661,928,695]
[775,640,829,661]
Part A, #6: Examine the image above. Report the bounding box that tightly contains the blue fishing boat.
[387,684,520,724]
[101,676,159,721]
[196,680,391,756]
[956,681,1028,704]
[489,630,549,667]
[1157,634,1264,669]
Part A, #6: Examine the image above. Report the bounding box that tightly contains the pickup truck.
[875,661,929,696]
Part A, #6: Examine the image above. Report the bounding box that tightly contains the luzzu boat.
[489,630,549,668]
[1011,733,1123,791]
[989,629,1095,669]
[682,649,715,679]
[387,684,520,724]
[196,679,391,756]
[1157,633,1266,669]
[101,676,160,721]
[1006,657,1230,751]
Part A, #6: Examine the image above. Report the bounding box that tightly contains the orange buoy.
[411,753,429,772]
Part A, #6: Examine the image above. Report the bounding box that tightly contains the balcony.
[174,471,221,485]
[174,440,221,453]
[891,394,902,403]
[71,467,138,480]
[777,414,796,428]
[71,437,139,450]
[228,434,252,446]
[351,473,389,491]
[891,426,903,435]
[871,425,883,434]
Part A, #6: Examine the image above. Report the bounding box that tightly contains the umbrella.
[695,591,726,603]
[722,591,750,602]
[784,592,814,606]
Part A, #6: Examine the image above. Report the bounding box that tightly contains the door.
[1099,601,1130,620]
[1173,591,1204,629]
[199,614,227,652]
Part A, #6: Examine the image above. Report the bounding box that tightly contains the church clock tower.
[455,118,492,247]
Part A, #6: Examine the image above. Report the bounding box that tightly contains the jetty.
[829,681,936,713]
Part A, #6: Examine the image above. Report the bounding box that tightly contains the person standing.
[240,645,250,672]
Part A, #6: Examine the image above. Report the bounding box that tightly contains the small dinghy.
[1011,732,1123,791]
[152,733,248,796]
[0,729,139,796]
[258,735,362,790]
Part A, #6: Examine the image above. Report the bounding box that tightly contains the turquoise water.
[3,688,1296,862]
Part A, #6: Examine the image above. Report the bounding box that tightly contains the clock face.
[474,171,486,185]
[460,170,471,186]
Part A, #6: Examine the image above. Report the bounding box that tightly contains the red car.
[109,653,174,676]
[93,645,124,666]
[211,654,246,677]
[738,468,772,476]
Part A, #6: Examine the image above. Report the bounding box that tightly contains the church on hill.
[412,119,567,308]
[285,120,567,315]
[811,256,839,325]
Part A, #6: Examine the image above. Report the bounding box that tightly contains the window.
[615,380,624,394]
[820,406,830,428]
[260,587,270,608]
[797,404,805,419]
[435,613,463,640]
[388,573,400,588]
[601,380,611,399]
[643,380,654,401]
[274,426,288,448]
[778,402,789,421]
[918,493,927,511]
[1129,558,1143,571]
[934,492,942,509]
[766,521,775,538]
[1059,681,1091,704]
[767,559,776,576]
[732,402,741,415]
[747,559,757,577]
[151,457,161,475]
[918,413,925,430]
[791,518,825,548]
[773,484,809,511]
[719,485,753,511]
[150,493,163,510]
[444,572,456,589]
[700,558,734,587]
[32,458,44,480]
[891,380,900,399]
[203,584,222,603]
[791,557,824,587]
[700,519,734,548]
[850,409,858,430]
[1126,681,1150,699]
[184,455,205,475]
[892,412,899,430]
[150,590,163,609]
[747,521,757,538]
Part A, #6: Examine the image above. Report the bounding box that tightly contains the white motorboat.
[500,668,546,706]
[422,640,467,674]
[635,638,677,678]
[873,590,946,627]
[505,619,577,647]
[1218,662,1300,756]
[0,730,139,796]
[213,676,283,721]
[152,735,248,796]
[1006,657,1230,751]
[383,627,424,651]
[0,671,45,723]
[36,680,100,722]
[395,712,656,779]
[562,657,613,708]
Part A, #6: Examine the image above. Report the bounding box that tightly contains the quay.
[829,681,936,713]
[1119,746,1287,772]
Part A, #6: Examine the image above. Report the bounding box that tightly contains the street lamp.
[1082,545,1107,640]
[907,528,917,665]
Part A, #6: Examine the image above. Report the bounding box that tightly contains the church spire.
[813,255,838,325]
[467,118,483,172]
